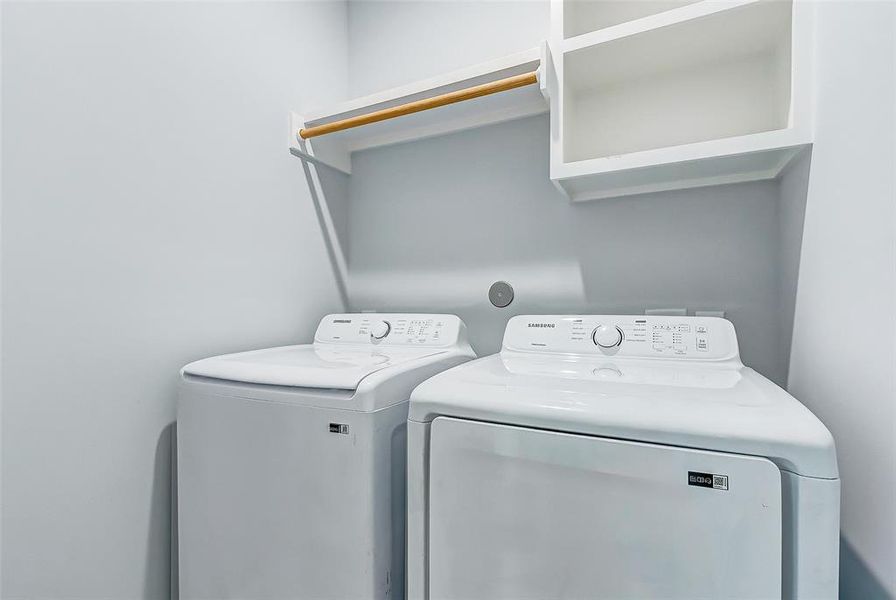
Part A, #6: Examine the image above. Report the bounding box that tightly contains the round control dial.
[592,324,624,349]
[370,320,391,340]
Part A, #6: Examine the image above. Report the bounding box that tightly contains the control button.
[370,321,391,340]
[592,324,624,349]
[696,325,708,334]
[696,336,709,352]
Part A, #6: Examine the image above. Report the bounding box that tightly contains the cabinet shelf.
[548,0,813,200]
[290,47,547,174]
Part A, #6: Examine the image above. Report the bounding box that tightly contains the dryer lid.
[182,344,444,390]
[182,313,471,390]
[409,315,839,479]
[410,353,837,478]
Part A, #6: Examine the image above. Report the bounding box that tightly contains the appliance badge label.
[688,471,729,491]
[329,423,350,434]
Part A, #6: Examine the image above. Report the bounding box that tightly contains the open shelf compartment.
[559,0,701,40]
[550,0,812,200]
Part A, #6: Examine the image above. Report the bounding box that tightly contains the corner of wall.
[775,147,812,388]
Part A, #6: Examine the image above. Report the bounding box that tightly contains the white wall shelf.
[291,0,812,201]
[547,0,814,200]
[290,47,547,174]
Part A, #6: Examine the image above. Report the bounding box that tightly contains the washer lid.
[409,352,838,479]
[182,344,444,390]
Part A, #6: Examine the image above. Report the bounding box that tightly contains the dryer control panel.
[503,315,739,361]
[315,313,466,347]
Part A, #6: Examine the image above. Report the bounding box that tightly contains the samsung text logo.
[527,323,555,328]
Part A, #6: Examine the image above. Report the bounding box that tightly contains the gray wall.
[345,114,792,384]
[1,2,347,598]
[788,2,896,598]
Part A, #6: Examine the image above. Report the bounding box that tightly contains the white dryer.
[407,315,839,600]
[177,313,474,600]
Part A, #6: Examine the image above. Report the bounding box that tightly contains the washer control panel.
[315,313,464,347]
[503,315,738,361]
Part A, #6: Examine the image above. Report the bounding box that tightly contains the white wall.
[347,0,549,96]
[788,2,896,598]
[1,2,348,598]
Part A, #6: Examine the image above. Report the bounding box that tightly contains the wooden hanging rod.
[299,71,539,140]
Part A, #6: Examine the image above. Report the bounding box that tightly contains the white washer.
[177,313,474,600]
[408,315,839,600]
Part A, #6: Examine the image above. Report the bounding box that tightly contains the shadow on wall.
[841,537,893,600]
[146,422,176,600]
[326,114,803,385]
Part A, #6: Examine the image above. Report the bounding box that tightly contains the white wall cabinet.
[548,0,813,200]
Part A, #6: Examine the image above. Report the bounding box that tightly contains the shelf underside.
[313,82,545,155]
[295,49,546,173]
[555,135,807,201]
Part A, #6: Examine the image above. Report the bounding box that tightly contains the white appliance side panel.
[781,471,840,599]
[428,417,782,600]
[177,390,406,600]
